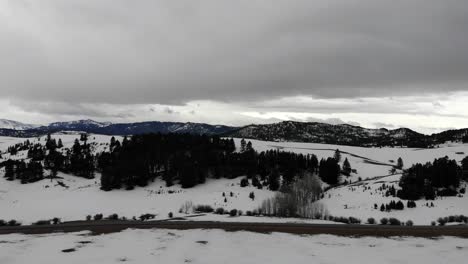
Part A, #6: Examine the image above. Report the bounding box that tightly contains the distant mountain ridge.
[0,119,467,147]
[0,119,38,130]
[0,119,236,137]
[225,121,468,148]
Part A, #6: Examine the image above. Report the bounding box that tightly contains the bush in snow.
[367,218,376,225]
[406,220,414,226]
[437,217,447,226]
[0,220,7,226]
[240,178,249,187]
[436,215,468,224]
[246,211,253,216]
[215,208,225,215]
[7,220,21,226]
[168,212,173,218]
[86,215,92,221]
[333,217,350,224]
[388,218,402,226]
[107,214,119,220]
[348,217,361,224]
[33,220,51,226]
[52,218,61,225]
[406,201,417,208]
[194,205,214,213]
[139,214,156,221]
[431,221,436,226]
[229,209,238,217]
[380,218,389,225]
[93,214,103,221]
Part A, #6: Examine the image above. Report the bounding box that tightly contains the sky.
[0,0,468,134]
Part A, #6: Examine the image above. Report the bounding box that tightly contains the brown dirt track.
[1,220,468,238]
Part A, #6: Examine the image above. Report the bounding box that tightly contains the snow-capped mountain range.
[0,119,467,147]
[0,119,235,137]
[0,119,39,130]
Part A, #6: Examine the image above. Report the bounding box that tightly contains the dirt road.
[1,220,468,237]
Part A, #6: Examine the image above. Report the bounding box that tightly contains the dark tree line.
[97,134,337,191]
[3,159,44,183]
[398,156,463,200]
[1,133,345,191]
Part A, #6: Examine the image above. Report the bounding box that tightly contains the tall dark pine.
[342,158,352,176]
[334,149,341,162]
[397,157,404,169]
[4,161,15,181]
[240,139,247,153]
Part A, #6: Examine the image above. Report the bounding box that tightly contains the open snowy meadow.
[0,229,467,264]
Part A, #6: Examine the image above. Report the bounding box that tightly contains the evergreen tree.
[334,149,341,162]
[240,139,247,153]
[268,168,280,191]
[342,158,352,176]
[57,139,64,148]
[462,156,468,180]
[397,157,404,169]
[4,161,15,181]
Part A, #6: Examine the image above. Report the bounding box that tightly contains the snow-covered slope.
[0,119,38,130]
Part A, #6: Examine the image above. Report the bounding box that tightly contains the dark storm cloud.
[0,0,467,105]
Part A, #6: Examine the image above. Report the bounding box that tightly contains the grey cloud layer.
[1,0,468,104]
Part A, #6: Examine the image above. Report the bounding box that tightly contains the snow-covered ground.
[1,229,467,264]
[241,138,468,182]
[0,172,277,225]
[1,133,467,225]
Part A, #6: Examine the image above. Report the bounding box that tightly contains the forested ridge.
[0,134,344,192]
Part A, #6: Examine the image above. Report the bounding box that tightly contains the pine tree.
[240,139,247,153]
[397,157,404,169]
[57,139,63,148]
[334,149,341,162]
[4,161,15,181]
[110,136,116,150]
[246,141,253,152]
[462,156,468,180]
[342,158,352,176]
[268,168,280,191]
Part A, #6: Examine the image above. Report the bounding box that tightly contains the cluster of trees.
[97,134,335,191]
[1,135,95,183]
[398,156,463,200]
[41,136,94,179]
[3,159,44,183]
[378,200,405,212]
[259,173,325,218]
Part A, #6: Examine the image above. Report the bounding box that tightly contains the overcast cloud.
[0,0,467,133]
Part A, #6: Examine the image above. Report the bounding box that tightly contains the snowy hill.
[227,121,432,147]
[0,119,38,130]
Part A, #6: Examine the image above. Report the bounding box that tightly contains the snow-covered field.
[1,133,467,225]
[1,229,467,264]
